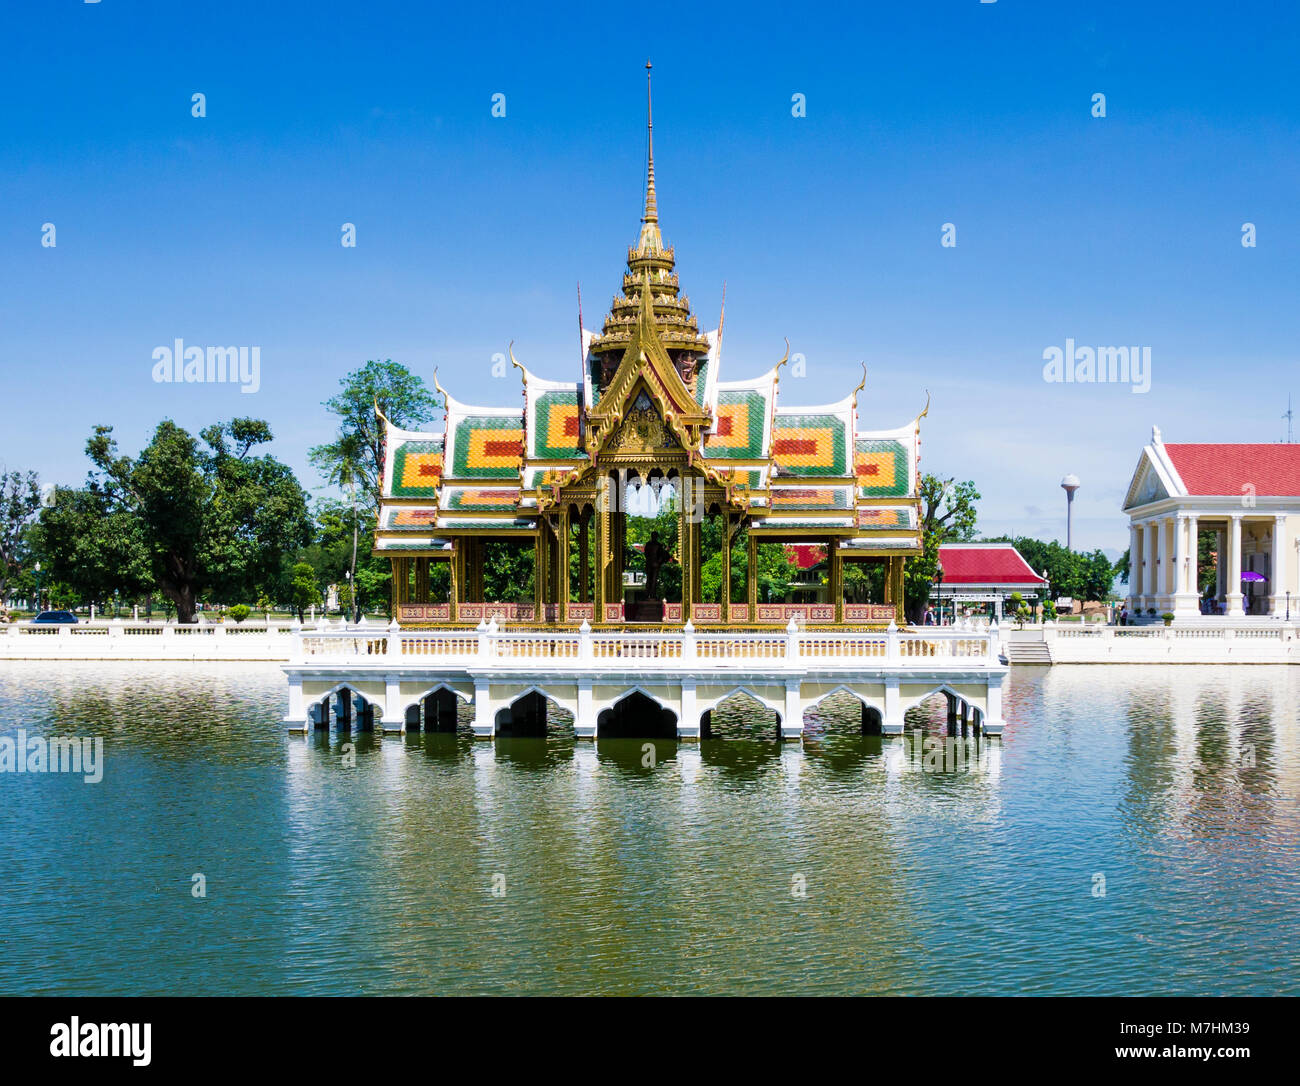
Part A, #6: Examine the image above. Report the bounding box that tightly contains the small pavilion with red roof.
[935,543,1048,622]
[1123,426,1300,618]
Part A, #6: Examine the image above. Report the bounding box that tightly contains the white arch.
[602,685,679,722]
[401,682,472,717]
[900,683,975,715]
[313,682,379,708]
[698,684,784,718]
[803,683,885,714]
[501,684,579,717]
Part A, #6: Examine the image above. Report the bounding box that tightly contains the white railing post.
[290,618,304,662]
[886,619,899,664]
[683,620,697,662]
[386,616,401,657]
[785,616,800,662]
[476,619,490,659]
[579,619,592,661]
[986,620,1000,663]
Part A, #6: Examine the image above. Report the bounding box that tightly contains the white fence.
[2,617,1007,668]
[1026,620,1300,663]
[0,620,300,660]
[296,619,1004,670]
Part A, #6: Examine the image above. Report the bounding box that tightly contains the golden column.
[721,514,733,622]
[578,512,590,604]
[534,528,548,617]
[557,511,570,622]
[448,547,460,623]
[747,532,758,614]
[829,541,843,623]
[595,502,608,618]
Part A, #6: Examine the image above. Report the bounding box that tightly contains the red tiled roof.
[1164,444,1300,496]
[938,545,1047,586]
[786,544,826,570]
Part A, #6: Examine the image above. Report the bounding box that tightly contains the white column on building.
[1172,513,1188,615]
[1129,523,1141,608]
[1173,513,1200,617]
[1226,514,1244,617]
[1186,514,1199,604]
[1152,517,1166,610]
[1215,525,1226,603]
[1144,518,1157,612]
[1270,515,1286,616]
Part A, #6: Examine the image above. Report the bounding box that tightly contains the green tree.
[49,418,312,623]
[289,562,320,621]
[903,473,982,623]
[0,471,41,609]
[34,486,151,611]
[310,360,440,515]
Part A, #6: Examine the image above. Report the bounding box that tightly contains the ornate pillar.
[690,517,703,606]
[579,513,590,604]
[721,514,733,622]
[1226,514,1244,617]
[534,528,548,617]
[1186,515,1199,605]
[677,493,689,619]
[594,501,608,617]
[747,531,758,613]
[558,511,571,622]
[892,555,905,624]
[829,540,843,622]
[448,547,459,623]
[414,557,430,604]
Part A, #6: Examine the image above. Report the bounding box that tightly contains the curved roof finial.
[431,366,449,405]
[508,340,526,384]
[852,361,868,398]
[373,395,391,428]
[917,388,931,421]
[773,337,792,379]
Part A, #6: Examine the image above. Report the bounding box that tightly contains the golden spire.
[637,60,662,253]
[644,60,657,225]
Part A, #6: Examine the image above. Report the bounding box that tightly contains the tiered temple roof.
[374,66,924,567]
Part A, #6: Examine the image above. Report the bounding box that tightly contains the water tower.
[1061,474,1081,550]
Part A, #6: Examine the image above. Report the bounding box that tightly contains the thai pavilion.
[283,69,1009,741]
[374,78,924,632]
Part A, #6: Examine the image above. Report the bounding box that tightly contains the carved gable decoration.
[609,392,675,453]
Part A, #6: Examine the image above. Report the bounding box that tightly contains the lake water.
[1,661,1297,996]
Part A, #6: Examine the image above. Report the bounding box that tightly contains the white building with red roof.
[936,543,1049,621]
[1123,426,1300,618]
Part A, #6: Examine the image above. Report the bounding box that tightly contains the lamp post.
[34,561,42,614]
[1061,474,1081,551]
[933,564,945,625]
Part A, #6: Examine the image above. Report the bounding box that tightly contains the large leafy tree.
[34,486,151,609]
[310,360,440,515]
[44,418,312,623]
[903,473,982,622]
[0,470,41,609]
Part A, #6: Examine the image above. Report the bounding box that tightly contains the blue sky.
[2,0,1298,555]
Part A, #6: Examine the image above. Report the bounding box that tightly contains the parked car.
[31,610,79,624]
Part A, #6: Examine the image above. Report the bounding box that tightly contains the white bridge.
[283,619,1009,740]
